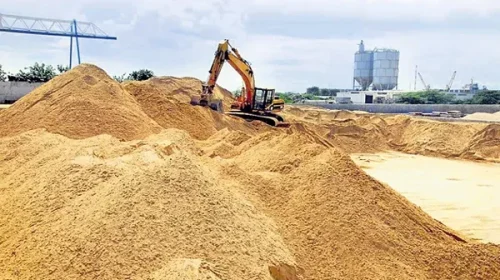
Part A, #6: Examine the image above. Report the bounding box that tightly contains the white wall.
[337,91,367,104]
[0,81,43,103]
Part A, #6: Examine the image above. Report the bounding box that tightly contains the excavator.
[190,39,289,127]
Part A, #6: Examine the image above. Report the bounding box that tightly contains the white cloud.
[250,0,500,21]
[1,0,500,92]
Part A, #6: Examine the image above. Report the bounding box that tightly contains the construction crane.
[0,13,117,68]
[445,71,457,91]
[418,72,430,91]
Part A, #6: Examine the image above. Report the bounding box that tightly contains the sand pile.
[123,78,265,140]
[397,119,482,157]
[201,127,500,279]
[0,64,162,141]
[1,65,500,279]
[125,76,235,111]
[0,129,300,280]
[464,124,500,161]
[283,106,500,162]
[463,112,500,122]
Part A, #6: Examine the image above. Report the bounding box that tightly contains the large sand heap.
[0,130,300,280]
[1,65,500,279]
[123,77,266,140]
[0,64,162,141]
[282,106,500,162]
[200,128,500,279]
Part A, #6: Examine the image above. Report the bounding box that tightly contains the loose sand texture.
[1,64,500,280]
[352,151,500,244]
[282,106,500,162]
[463,112,500,122]
[123,77,265,140]
[0,64,162,141]
[0,129,299,280]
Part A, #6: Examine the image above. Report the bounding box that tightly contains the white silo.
[372,48,399,90]
[353,40,373,91]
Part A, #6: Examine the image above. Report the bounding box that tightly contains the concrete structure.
[295,103,500,115]
[445,90,476,101]
[337,90,404,104]
[337,88,482,104]
[0,81,42,103]
[353,40,399,91]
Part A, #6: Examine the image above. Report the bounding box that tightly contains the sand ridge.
[0,64,499,279]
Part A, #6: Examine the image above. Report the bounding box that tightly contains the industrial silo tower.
[353,40,400,91]
[372,48,399,90]
[353,40,373,91]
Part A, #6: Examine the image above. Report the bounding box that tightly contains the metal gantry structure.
[0,13,117,68]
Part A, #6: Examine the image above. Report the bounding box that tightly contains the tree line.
[396,90,500,105]
[306,86,339,96]
[0,63,69,82]
[0,63,155,83]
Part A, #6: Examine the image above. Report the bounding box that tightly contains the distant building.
[353,40,400,91]
[337,90,403,104]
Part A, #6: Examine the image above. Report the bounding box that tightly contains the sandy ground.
[352,151,500,244]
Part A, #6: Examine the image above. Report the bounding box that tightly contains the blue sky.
[1,0,500,92]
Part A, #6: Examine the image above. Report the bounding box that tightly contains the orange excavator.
[190,39,289,127]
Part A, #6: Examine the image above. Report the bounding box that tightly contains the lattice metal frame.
[0,13,117,68]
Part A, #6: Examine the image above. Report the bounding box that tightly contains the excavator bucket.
[190,96,224,113]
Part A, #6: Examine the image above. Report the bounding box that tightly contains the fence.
[296,103,500,114]
[0,81,43,103]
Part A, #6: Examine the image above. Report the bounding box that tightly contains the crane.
[190,39,288,127]
[418,72,430,91]
[445,71,456,91]
[0,13,117,68]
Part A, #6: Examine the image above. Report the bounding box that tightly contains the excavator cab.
[253,88,275,111]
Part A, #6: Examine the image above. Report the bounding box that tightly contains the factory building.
[336,90,404,104]
[337,40,402,104]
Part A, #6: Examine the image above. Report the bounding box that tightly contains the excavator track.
[227,111,290,127]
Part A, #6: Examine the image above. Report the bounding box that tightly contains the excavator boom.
[191,39,289,127]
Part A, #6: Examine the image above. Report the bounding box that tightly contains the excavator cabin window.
[253,88,275,111]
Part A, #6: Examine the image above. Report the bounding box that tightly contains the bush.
[469,91,500,104]
[128,69,154,81]
[396,90,455,104]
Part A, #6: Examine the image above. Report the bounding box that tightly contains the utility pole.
[414,65,418,90]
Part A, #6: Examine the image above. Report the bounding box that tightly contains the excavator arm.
[196,40,255,111]
[191,39,289,127]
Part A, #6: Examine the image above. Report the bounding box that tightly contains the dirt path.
[352,151,500,244]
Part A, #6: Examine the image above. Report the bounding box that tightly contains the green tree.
[302,94,320,100]
[320,88,330,96]
[306,86,320,95]
[0,64,6,81]
[328,89,339,96]
[113,73,128,83]
[425,90,455,104]
[278,92,294,103]
[396,90,455,104]
[470,91,500,104]
[128,69,154,81]
[16,62,56,82]
[57,65,70,74]
[396,92,425,104]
